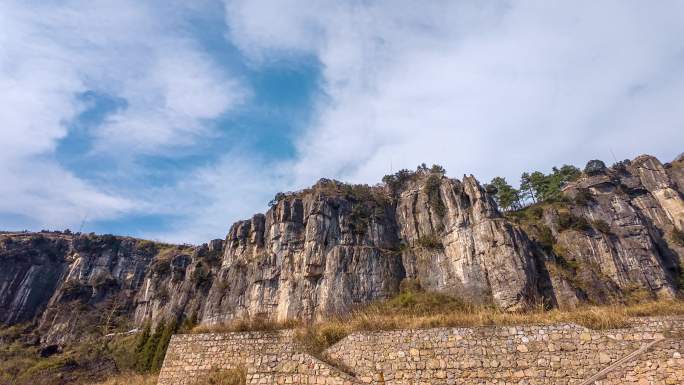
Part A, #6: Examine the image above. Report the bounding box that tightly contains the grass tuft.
[191,318,301,334]
[88,372,158,385]
[194,367,246,385]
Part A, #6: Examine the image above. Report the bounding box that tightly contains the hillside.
[1,153,683,383]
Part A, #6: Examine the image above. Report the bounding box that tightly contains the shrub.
[134,319,179,373]
[591,220,612,234]
[101,234,119,247]
[527,205,544,220]
[584,160,607,176]
[415,234,443,249]
[348,204,371,234]
[201,248,223,267]
[150,259,171,275]
[552,244,568,259]
[137,240,157,255]
[191,263,212,290]
[154,287,170,302]
[573,188,594,206]
[150,319,177,372]
[536,225,556,253]
[557,212,591,232]
[60,280,91,302]
[430,164,446,174]
[382,169,414,192]
[294,323,349,357]
[268,192,286,207]
[555,255,580,270]
[672,229,684,247]
[195,367,246,385]
[398,278,422,293]
[425,175,446,217]
[136,321,164,372]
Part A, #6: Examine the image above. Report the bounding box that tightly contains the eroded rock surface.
[0,154,682,345]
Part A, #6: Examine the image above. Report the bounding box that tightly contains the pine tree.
[488,177,521,212]
[528,171,547,202]
[519,172,535,205]
[138,320,165,372]
[151,319,178,372]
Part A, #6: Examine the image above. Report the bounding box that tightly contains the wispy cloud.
[3,1,684,244]
[224,0,684,186]
[0,0,245,231]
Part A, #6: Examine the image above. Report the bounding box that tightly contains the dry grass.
[191,318,301,334]
[93,366,246,385]
[191,289,684,361]
[88,372,158,385]
[193,367,246,385]
[346,295,684,330]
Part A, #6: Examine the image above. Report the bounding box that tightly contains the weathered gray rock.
[548,154,683,307]
[202,180,404,323]
[0,154,682,345]
[395,174,539,310]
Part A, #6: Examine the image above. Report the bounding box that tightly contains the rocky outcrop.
[0,233,212,345]
[202,180,405,323]
[1,154,682,345]
[0,235,69,325]
[395,175,539,310]
[539,155,683,307]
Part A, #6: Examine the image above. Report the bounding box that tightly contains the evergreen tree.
[134,323,151,372]
[521,165,581,203]
[528,171,547,202]
[430,164,446,175]
[488,177,521,211]
[519,172,535,204]
[543,165,581,201]
[138,320,165,372]
[151,319,178,372]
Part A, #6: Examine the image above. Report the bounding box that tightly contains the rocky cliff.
[1,154,682,345]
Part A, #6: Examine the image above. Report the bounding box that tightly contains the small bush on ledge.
[557,211,591,232]
[672,228,684,247]
[415,234,443,249]
[591,219,612,234]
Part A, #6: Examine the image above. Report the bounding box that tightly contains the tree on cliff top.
[488,177,520,212]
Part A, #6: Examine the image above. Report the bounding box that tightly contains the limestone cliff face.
[202,180,404,323]
[395,175,539,310]
[0,233,211,344]
[0,154,682,345]
[199,175,541,323]
[538,155,683,308]
[0,235,69,325]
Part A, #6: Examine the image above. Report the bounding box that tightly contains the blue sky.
[2,1,684,243]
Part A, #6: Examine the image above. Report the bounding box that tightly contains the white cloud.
[3,0,684,244]
[150,0,684,243]
[142,151,285,244]
[224,0,684,188]
[0,0,246,231]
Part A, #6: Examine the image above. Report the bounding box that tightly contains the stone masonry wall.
[327,317,684,385]
[159,317,684,385]
[157,331,360,385]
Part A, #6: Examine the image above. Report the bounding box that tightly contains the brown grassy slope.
[87,373,158,385]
